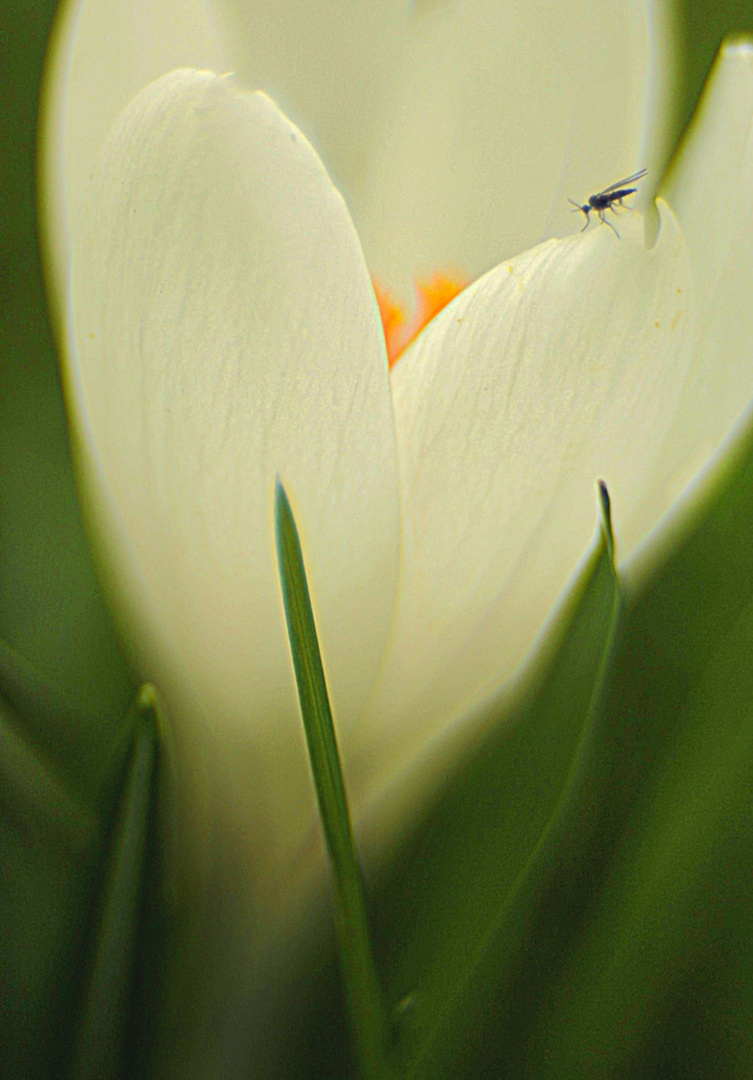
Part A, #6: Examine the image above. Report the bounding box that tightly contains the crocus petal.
[43,0,412,292]
[646,41,753,530]
[189,0,676,291]
[359,0,670,290]
[210,0,408,211]
[45,0,677,299]
[41,0,226,309]
[357,207,692,792]
[71,69,400,878]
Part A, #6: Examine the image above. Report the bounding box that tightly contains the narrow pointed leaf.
[403,483,623,1077]
[398,407,753,1077]
[275,478,391,1080]
[511,398,753,1072]
[283,483,622,1076]
[69,686,159,1080]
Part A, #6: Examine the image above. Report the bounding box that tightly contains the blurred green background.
[3,1,753,1078]
[2,6,133,1077]
[0,0,132,718]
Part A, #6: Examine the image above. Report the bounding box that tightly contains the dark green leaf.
[394,417,753,1077]
[275,479,391,1080]
[282,484,622,1077]
[68,687,159,1080]
[500,413,753,1074]
[382,483,622,1077]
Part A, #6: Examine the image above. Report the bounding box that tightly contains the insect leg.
[599,209,619,238]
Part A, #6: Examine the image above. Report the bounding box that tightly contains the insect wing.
[596,168,647,197]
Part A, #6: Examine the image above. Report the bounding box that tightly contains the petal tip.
[721,35,753,62]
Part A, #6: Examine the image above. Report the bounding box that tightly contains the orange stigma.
[374,272,469,369]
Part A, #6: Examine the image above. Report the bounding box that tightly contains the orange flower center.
[374,272,469,369]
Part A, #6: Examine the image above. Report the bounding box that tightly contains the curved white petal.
[71,69,400,878]
[210,0,408,215]
[356,205,692,794]
[41,0,226,310]
[643,40,753,538]
[359,0,669,291]
[44,0,677,300]
[201,0,677,292]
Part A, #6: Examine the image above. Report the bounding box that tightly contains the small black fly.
[568,168,647,237]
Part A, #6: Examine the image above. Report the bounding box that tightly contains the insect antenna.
[568,197,590,231]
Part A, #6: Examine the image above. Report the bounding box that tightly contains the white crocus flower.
[41,0,753,967]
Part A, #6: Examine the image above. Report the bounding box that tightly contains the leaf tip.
[274,473,293,529]
[596,479,615,564]
[134,683,161,744]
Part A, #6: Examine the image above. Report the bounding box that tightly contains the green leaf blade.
[274,478,392,1080]
[398,482,623,1078]
[68,686,159,1080]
